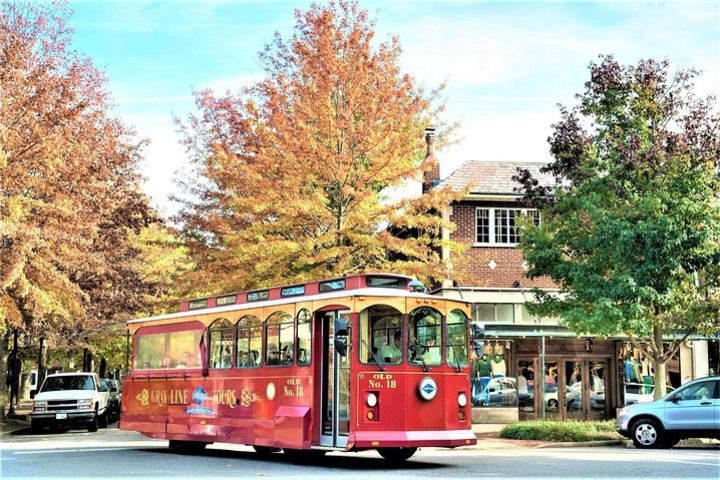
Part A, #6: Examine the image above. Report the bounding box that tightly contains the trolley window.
[134,322,203,370]
[236,315,262,368]
[296,309,312,366]
[447,309,469,366]
[366,276,408,289]
[409,307,442,366]
[359,305,403,364]
[209,319,233,369]
[318,279,346,292]
[266,312,294,366]
[247,290,269,302]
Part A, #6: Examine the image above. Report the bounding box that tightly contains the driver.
[380,331,402,363]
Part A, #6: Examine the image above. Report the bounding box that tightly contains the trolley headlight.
[458,393,468,407]
[366,392,378,407]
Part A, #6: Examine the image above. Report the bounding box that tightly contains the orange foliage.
[178,1,464,293]
[0,1,154,343]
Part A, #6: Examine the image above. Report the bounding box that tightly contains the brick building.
[422,131,717,422]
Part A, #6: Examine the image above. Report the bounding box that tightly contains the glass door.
[587,359,608,420]
[320,310,351,447]
[517,359,536,420]
[564,360,585,420]
[542,360,561,419]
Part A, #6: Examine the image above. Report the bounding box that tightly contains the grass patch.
[500,420,622,442]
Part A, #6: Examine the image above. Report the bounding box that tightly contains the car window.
[674,381,716,401]
[41,375,95,392]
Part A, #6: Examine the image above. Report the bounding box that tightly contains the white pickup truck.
[31,372,110,433]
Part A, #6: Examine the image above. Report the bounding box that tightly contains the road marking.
[12,447,142,455]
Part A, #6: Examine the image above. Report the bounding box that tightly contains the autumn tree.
[0,1,155,412]
[178,0,461,293]
[516,57,720,398]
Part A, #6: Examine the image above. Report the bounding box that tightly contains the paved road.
[2,427,718,479]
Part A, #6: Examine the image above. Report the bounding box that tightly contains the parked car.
[484,377,518,406]
[617,376,720,448]
[623,382,675,406]
[31,372,110,433]
[101,378,122,423]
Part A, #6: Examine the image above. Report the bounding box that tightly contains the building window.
[476,208,490,243]
[474,303,517,323]
[475,208,540,246]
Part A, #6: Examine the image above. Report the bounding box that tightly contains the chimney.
[422,127,440,194]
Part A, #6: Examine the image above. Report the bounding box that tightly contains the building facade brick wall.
[449,200,556,289]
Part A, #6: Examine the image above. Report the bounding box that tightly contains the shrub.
[500,420,621,442]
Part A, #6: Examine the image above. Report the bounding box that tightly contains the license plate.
[55,413,67,420]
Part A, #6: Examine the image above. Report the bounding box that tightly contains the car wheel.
[631,418,662,449]
[31,421,43,434]
[87,413,98,433]
[98,410,108,428]
[377,447,417,463]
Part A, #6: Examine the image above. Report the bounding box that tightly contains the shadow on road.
[142,447,450,471]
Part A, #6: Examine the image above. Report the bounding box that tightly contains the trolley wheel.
[169,440,209,452]
[377,447,417,462]
[253,445,281,456]
[283,448,327,463]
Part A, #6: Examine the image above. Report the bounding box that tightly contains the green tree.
[516,57,720,398]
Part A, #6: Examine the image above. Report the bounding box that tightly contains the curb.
[535,440,624,448]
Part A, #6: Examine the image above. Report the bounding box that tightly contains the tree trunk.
[653,359,668,400]
[67,349,75,371]
[0,333,9,419]
[652,324,667,400]
[38,340,47,389]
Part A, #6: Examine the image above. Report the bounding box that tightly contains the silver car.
[616,376,720,448]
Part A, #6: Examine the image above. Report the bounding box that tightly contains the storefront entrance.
[515,339,615,421]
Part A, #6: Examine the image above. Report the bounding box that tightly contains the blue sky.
[68,0,720,216]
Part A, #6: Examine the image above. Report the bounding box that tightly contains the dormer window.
[475,208,540,246]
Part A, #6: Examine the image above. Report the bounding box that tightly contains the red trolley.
[120,273,477,461]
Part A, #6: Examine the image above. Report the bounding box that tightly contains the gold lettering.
[283,386,295,397]
[387,379,397,389]
[368,379,381,388]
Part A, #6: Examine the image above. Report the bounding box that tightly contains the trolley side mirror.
[334,317,349,357]
[471,323,484,357]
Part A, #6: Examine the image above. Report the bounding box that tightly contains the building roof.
[438,160,556,195]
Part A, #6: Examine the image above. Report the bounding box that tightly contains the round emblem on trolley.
[418,377,438,401]
[266,382,276,401]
